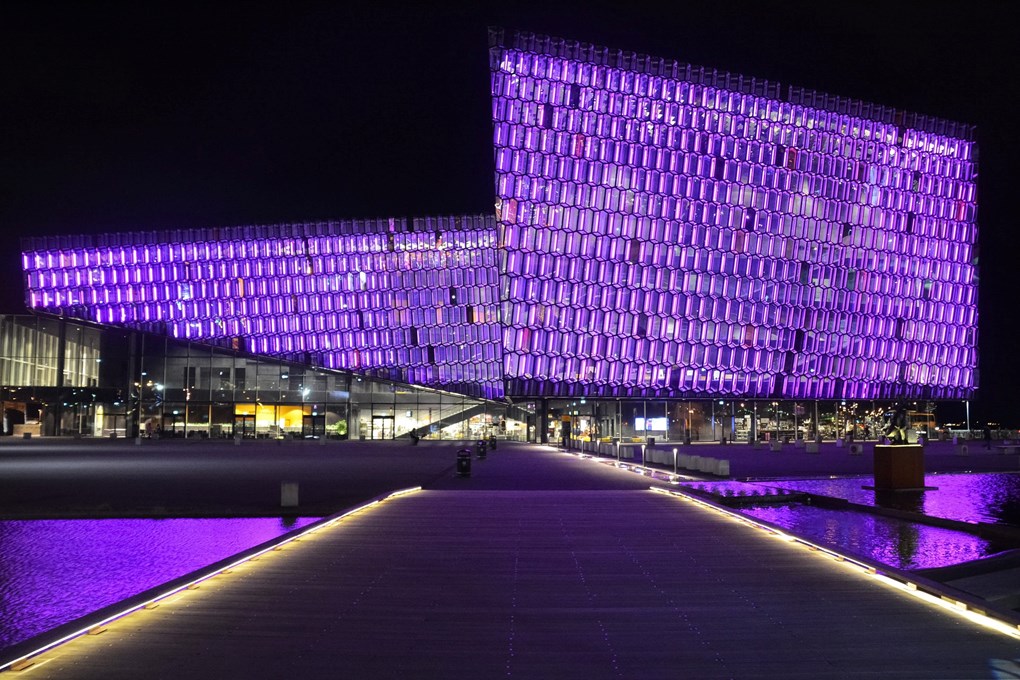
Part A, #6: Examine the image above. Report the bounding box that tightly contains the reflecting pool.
[676,473,1020,570]
[0,517,318,654]
[740,504,1004,570]
[767,472,1020,526]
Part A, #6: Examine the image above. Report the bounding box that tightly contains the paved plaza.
[2,436,1017,519]
[1,438,1019,678]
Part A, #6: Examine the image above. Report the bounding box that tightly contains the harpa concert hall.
[2,28,978,446]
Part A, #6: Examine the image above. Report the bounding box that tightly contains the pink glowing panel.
[20,30,978,402]
[21,216,505,399]
[489,28,977,399]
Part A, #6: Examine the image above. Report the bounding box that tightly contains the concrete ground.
[1,436,1016,518]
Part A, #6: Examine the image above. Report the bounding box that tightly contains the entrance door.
[371,415,394,440]
[234,414,255,439]
[101,413,127,438]
[303,414,325,438]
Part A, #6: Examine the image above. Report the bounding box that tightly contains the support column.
[48,319,68,436]
[538,399,548,445]
[127,331,142,439]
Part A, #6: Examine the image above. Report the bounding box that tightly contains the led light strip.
[553,444,689,484]
[650,486,1020,640]
[0,486,423,673]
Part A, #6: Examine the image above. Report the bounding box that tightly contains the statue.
[885,405,909,444]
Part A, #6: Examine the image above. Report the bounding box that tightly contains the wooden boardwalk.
[7,480,1020,678]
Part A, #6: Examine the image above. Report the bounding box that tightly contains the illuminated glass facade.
[18,29,978,409]
[491,29,977,400]
[22,216,504,399]
[0,314,523,440]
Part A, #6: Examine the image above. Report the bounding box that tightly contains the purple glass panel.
[21,216,504,399]
[19,31,977,401]
[490,29,977,399]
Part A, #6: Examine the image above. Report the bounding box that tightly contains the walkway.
[3,443,1019,678]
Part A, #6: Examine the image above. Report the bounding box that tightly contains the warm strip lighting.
[552,445,686,485]
[385,486,422,499]
[650,486,1020,640]
[0,486,423,673]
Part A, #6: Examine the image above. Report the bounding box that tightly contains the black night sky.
[2,1,1017,423]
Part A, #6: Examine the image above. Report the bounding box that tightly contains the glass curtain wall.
[532,397,953,449]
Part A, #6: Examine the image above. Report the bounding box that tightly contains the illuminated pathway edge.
[557,446,1020,636]
[0,487,422,674]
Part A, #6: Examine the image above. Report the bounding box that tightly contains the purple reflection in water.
[769,472,1020,526]
[741,505,997,570]
[0,517,317,653]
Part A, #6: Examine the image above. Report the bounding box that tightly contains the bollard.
[281,481,299,508]
[457,449,473,477]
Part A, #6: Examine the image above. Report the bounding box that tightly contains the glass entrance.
[302,414,325,438]
[371,415,394,440]
[234,414,255,439]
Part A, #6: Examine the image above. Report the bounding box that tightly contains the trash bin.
[489,434,497,450]
[475,438,488,459]
[457,449,472,477]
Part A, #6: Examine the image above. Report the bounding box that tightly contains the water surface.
[0,517,317,653]
[740,504,1002,570]
[768,472,1020,526]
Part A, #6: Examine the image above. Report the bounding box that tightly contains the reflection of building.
[4,29,978,443]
